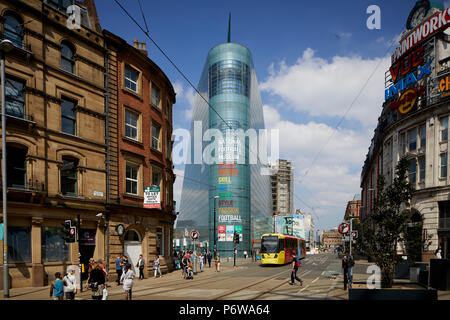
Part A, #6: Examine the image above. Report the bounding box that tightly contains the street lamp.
[1,39,14,299]
[213,195,219,258]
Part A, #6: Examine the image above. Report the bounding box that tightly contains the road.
[99,253,341,300]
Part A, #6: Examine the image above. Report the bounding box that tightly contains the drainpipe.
[104,40,110,273]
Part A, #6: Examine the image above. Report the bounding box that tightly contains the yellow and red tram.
[260,233,306,265]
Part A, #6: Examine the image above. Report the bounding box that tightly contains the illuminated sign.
[390,87,425,115]
[385,61,431,100]
[390,46,424,83]
[439,75,450,98]
[392,7,450,63]
[218,208,239,214]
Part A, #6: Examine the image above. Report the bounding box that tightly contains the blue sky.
[96,0,427,231]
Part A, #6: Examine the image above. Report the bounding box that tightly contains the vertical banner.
[144,186,161,209]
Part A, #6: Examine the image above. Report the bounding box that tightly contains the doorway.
[124,229,142,272]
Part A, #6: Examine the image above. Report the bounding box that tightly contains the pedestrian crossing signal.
[62,220,76,243]
[233,233,239,244]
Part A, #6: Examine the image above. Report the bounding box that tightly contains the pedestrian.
[63,268,77,300]
[243,250,248,259]
[153,256,162,278]
[435,246,443,259]
[122,255,129,272]
[115,254,123,285]
[98,259,108,279]
[215,253,221,272]
[342,250,354,290]
[289,252,303,286]
[198,251,204,272]
[120,263,135,300]
[136,254,145,280]
[50,272,64,300]
[181,254,188,278]
[87,257,95,275]
[207,250,212,268]
[87,262,106,300]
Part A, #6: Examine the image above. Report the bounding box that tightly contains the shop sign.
[385,61,432,100]
[392,7,450,63]
[144,186,160,209]
[390,87,425,115]
[79,229,96,245]
[218,225,226,233]
[389,46,424,83]
[439,75,450,98]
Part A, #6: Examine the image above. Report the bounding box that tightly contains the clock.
[406,0,431,30]
[115,224,125,236]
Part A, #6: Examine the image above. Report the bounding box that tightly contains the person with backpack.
[63,268,77,300]
[289,252,303,286]
[342,250,354,290]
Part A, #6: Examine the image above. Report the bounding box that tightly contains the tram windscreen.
[261,236,279,253]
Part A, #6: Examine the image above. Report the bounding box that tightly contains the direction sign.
[338,223,350,234]
[190,230,199,240]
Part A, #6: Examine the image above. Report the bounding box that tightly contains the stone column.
[31,217,44,287]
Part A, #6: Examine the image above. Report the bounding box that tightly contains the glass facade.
[177,43,271,257]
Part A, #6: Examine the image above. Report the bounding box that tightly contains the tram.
[260,233,306,265]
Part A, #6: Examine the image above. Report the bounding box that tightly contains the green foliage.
[359,157,414,288]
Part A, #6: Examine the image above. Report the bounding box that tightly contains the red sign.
[338,223,350,235]
[218,200,233,207]
[390,46,424,83]
[390,86,425,115]
[190,230,199,240]
[392,8,450,63]
[218,225,226,233]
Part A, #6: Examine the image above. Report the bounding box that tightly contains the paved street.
[1,253,448,301]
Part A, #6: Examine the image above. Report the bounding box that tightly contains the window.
[47,0,73,11]
[7,146,27,188]
[61,42,75,74]
[408,160,416,183]
[126,163,138,195]
[151,84,161,109]
[4,13,23,48]
[124,65,139,92]
[441,153,448,179]
[408,128,417,151]
[60,157,78,196]
[152,124,161,150]
[61,98,77,135]
[152,169,161,188]
[156,227,164,256]
[5,77,25,118]
[125,110,139,140]
[42,226,70,262]
[400,132,407,155]
[419,157,425,182]
[441,117,448,142]
[8,226,31,263]
[419,124,426,149]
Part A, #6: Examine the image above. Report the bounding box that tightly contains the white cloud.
[173,80,197,121]
[260,48,390,127]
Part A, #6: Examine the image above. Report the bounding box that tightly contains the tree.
[359,157,414,288]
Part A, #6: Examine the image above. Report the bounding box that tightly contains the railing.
[439,218,450,229]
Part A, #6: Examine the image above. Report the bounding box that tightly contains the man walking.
[136,254,145,280]
[289,252,303,286]
[207,251,212,268]
[115,255,123,285]
[342,250,354,290]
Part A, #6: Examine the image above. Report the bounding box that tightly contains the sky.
[95,0,430,231]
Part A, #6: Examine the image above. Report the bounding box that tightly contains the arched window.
[61,41,75,73]
[3,12,23,48]
[124,229,141,242]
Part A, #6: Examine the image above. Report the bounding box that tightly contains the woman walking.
[153,256,162,278]
[63,269,77,300]
[215,253,221,272]
[120,263,135,300]
[87,262,106,300]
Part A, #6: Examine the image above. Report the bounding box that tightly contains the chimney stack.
[133,39,148,56]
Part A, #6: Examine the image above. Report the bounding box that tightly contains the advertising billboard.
[275,214,305,239]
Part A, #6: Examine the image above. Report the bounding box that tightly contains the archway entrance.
[124,229,142,272]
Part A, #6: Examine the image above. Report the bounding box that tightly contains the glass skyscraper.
[176,40,271,257]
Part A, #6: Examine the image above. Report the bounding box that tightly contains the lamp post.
[213,195,218,258]
[1,39,14,298]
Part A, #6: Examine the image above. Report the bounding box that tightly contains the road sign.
[338,222,350,234]
[190,230,199,240]
[351,231,358,239]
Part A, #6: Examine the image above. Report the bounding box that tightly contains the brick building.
[321,229,342,249]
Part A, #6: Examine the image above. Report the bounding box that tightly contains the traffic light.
[234,233,239,244]
[61,220,76,243]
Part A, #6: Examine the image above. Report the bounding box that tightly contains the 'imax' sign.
[385,61,432,100]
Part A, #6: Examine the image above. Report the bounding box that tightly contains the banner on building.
[144,186,160,209]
